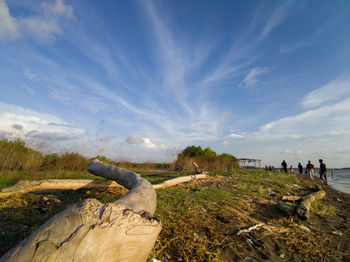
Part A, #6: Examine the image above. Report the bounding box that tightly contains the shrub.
[174,146,238,172]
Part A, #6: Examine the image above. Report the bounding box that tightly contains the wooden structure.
[238,158,262,168]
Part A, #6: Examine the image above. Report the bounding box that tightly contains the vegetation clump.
[174,145,239,172]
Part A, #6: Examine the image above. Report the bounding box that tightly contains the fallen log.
[0,173,208,198]
[1,160,161,262]
[0,179,122,198]
[281,195,302,201]
[296,185,326,221]
[152,173,208,189]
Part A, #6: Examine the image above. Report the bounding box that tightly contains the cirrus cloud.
[240,67,269,88]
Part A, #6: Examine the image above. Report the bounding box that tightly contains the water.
[327,168,350,194]
[293,168,350,194]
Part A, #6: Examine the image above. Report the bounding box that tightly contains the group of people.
[281,159,328,185]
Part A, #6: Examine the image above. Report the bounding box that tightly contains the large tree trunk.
[1,160,161,262]
[296,184,326,221]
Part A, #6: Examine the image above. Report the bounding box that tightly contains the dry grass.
[0,169,348,261]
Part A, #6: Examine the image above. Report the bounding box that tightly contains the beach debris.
[152,259,162,262]
[267,188,276,196]
[247,237,264,247]
[332,231,343,236]
[281,195,301,201]
[296,185,326,220]
[291,184,304,189]
[236,223,272,235]
[198,206,207,213]
[164,253,171,261]
[244,256,257,262]
[193,232,203,242]
[270,197,278,202]
[42,195,61,204]
[299,224,311,232]
[278,202,296,214]
[251,198,260,203]
[279,253,285,259]
[246,238,254,246]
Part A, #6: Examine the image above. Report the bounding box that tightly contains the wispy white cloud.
[240,67,269,88]
[245,96,350,141]
[126,135,144,145]
[126,135,164,149]
[259,1,293,39]
[302,77,350,108]
[21,84,36,95]
[0,102,84,142]
[41,0,74,18]
[1,0,74,42]
[19,17,62,42]
[279,39,316,54]
[228,133,244,139]
[0,0,19,39]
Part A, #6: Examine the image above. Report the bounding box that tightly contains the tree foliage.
[175,145,238,171]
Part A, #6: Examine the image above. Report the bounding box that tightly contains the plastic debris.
[237,223,265,235]
[291,184,303,189]
[251,198,259,203]
[299,225,311,232]
[332,231,342,236]
[278,202,296,214]
[244,257,257,262]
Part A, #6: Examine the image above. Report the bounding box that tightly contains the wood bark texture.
[296,184,326,221]
[1,160,161,262]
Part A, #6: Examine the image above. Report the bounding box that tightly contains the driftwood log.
[281,195,301,201]
[0,160,161,262]
[0,174,208,198]
[296,184,326,220]
[0,179,122,198]
[153,173,207,189]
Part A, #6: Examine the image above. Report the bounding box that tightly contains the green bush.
[174,145,238,172]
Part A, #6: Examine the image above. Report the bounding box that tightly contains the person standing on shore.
[319,159,328,185]
[281,160,288,173]
[306,160,314,180]
[290,165,294,173]
[298,163,303,174]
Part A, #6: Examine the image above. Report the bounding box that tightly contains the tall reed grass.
[0,139,170,173]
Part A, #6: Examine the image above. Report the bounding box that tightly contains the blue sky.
[1,0,350,167]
